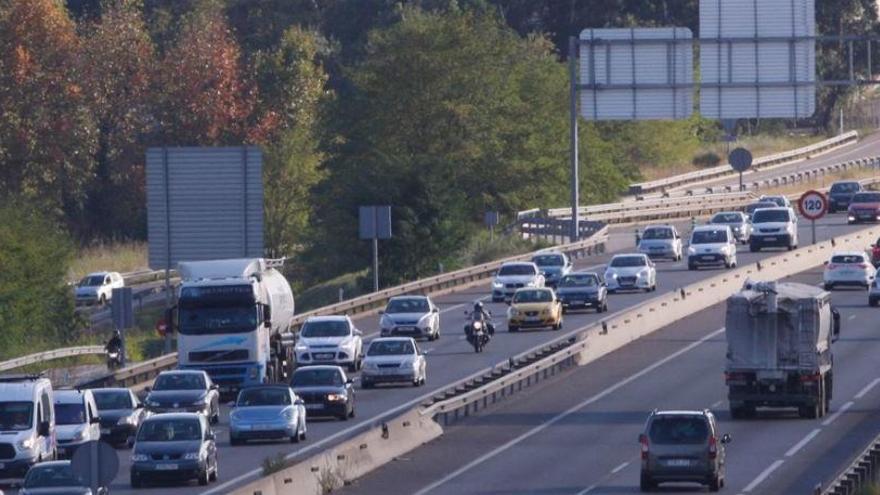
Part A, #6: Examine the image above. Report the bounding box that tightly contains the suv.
[749,207,798,252]
[296,316,365,370]
[74,271,124,306]
[828,180,863,213]
[639,409,731,492]
[53,389,101,459]
[0,375,56,478]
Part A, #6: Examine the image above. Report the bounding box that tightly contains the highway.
[338,266,880,495]
[92,213,875,494]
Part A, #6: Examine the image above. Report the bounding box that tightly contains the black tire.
[210,459,219,482]
[230,436,243,446]
[688,262,696,271]
[348,405,355,418]
[361,380,373,389]
[749,244,759,253]
[131,475,142,489]
[198,468,210,486]
[709,474,722,492]
[508,326,518,333]
[338,411,349,421]
[210,406,219,425]
[640,473,655,492]
[824,282,833,291]
[870,298,878,307]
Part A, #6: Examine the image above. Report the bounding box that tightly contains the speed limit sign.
[798,190,828,220]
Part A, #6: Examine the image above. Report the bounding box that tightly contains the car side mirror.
[378,310,385,315]
[721,433,732,444]
[38,421,50,437]
[144,386,152,393]
[638,433,647,444]
[206,431,215,441]
[432,307,439,313]
[354,329,363,337]
[226,401,236,408]
[135,402,144,409]
[346,378,353,385]
[90,416,101,425]
[210,384,219,391]
[295,399,305,406]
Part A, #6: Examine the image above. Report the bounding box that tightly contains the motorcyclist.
[470,302,495,336]
[105,329,123,367]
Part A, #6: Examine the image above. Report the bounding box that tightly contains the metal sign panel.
[111,288,134,329]
[579,28,693,120]
[700,0,816,119]
[146,147,264,269]
[359,206,392,240]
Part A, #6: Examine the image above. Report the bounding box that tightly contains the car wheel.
[348,362,358,373]
[299,420,307,441]
[639,473,656,492]
[509,326,519,333]
[709,474,722,492]
[688,262,696,271]
[361,380,373,389]
[210,459,219,482]
[824,282,833,291]
[198,467,210,486]
[131,474,143,489]
[870,298,879,307]
[338,410,349,421]
[749,244,759,253]
[230,436,243,446]
[99,294,107,306]
[348,405,355,418]
[554,319,562,331]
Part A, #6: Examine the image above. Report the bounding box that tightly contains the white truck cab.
[0,375,56,479]
[53,389,101,459]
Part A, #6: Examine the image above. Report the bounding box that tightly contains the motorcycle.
[106,348,122,370]
[464,311,493,353]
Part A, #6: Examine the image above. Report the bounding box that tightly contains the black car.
[92,387,145,447]
[828,180,863,213]
[144,370,220,424]
[555,272,608,313]
[290,365,355,421]
[130,413,218,488]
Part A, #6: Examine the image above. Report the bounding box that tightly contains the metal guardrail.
[77,353,178,389]
[821,433,880,495]
[0,346,105,373]
[546,191,756,219]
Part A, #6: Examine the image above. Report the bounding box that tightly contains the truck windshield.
[179,285,257,335]
[0,402,33,431]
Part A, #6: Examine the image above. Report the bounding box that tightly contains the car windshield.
[385,298,429,314]
[0,402,33,431]
[368,340,414,356]
[153,373,205,391]
[54,403,86,426]
[79,275,105,287]
[641,228,672,240]
[852,192,880,203]
[301,320,349,338]
[93,390,133,410]
[746,203,777,214]
[291,368,343,387]
[692,229,728,244]
[559,274,599,287]
[831,182,860,193]
[649,416,709,445]
[137,418,202,442]
[752,209,790,223]
[711,213,742,224]
[830,255,865,264]
[610,256,646,268]
[532,255,564,266]
[498,264,536,276]
[236,388,291,407]
[23,464,82,488]
[512,290,553,303]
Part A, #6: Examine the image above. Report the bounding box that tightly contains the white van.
[54,389,101,459]
[0,375,56,479]
[687,225,738,270]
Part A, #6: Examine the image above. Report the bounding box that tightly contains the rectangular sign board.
[359,206,392,240]
[699,0,815,119]
[579,27,693,121]
[146,147,264,269]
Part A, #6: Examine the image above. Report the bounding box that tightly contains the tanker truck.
[724,280,840,419]
[170,258,296,394]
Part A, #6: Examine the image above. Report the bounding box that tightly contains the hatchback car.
[749,207,798,252]
[828,180,863,213]
[361,338,427,388]
[143,370,220,424]
[823,252,875,290]
[290,366,355,419]
[229,385,306,445]
[92,387,145,448]
[637,225,683,261]
[869,271,880,307]
[531,252,573,287]
[687,225,737,270]
[709,211,751,244]
[491,262,545,302]
[53,389,101,459]
[295,315,364,371]
[605,254,657,293]
[639,410,730,492]
[129,413,218,488]
[555,272,608,313]
[74,271,123,306]
[20,460,107,495]
[507,287,563,332]
[379,295,440,341]
[847,191,880,224]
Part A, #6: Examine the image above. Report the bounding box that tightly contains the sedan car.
[229,385,306,445]
[637,225,683,261]
[130,413,218,488]
[491,261,545,302]
[143,370,220,424]
[847,191,880,224]
[687,225,737,270]
[709,211,751,244]
[92,387,145,447]
[74,271,123,306]
[295,315,364,371]
[507,287,563,332]
[360,338,427,388]
[379,295,440,341]
[604,254,657,293]
[290,366,355,419]
[531,252,573,287]
[828,180,863,213]
[20,460,107,495]
[555,272,608,313]
[823,252,875,290]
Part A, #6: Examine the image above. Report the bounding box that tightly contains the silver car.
[379,296,440,340]
[229,385,307,445]
[637,225,683,261]
[361,337,427,388]
[604,254,657,293]
[709,211,751,244]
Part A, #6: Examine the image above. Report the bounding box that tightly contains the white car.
[637,225,683,261]
[360,337,427,388]
[869,270,880,306]
[823,252,875,290]
[379,296,440,340]
[492,262,545,302]
[687,225,737,270]
[53,389,101,459]
[295,316,364,372]
[759,194,792,209]
[604,254,657,293]
[749,207,799,252]
[75,271,124,306]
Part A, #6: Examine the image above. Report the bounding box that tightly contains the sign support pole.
[811,219,817,245]
[569,36,580,243]
[739,171,744,192]
[372,236,379,292]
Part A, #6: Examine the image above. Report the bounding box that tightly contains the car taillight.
[725,371,748,383]
[826,264,838,270]
[800,373,822,382]
[857,264,868,269]
[639,434,649,460]
[708,436,717,459]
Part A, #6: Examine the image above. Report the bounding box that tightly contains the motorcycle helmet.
[473,301,484,312]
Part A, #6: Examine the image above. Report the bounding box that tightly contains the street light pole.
[569,36,580,243]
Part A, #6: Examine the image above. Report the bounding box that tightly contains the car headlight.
[131,453,149,462]
[363,361,377,370]
[145,399,159,407]
[637,270,649,278]
[526,280,537,287]
[117,414,137,426]
[183,451,204,461]
[508,308,519,317]
[295,344,309,352]
[71,429,86,442]
[327,393,347,402]
[492,281,503,289]
[281,409,295,421]
[229,411,240,422]
[605,272,616,279]
[17,437,35,451]
[687,247,696,255]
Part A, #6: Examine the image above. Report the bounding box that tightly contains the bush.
[692,151,722,168]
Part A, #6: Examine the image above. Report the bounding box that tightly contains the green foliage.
[296,270,370,313]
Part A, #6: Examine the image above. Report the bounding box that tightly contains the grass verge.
[68,241,148,282]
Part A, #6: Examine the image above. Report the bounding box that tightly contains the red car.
[847,191,880,224]
[872,237,880,267]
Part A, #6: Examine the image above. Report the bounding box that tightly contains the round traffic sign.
[71,440,119,489]
[728,148,753,172]
[798,190,828,220]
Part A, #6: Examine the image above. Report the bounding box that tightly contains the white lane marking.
[784,428,821,457]
[411,328,726,495]
[855,378,880,399]
[848,314,856,321]
[822,401,854,427]
[610,461,629,474]
[574,483,598,495]
[742,459,784,492]
[712,400,724,408]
